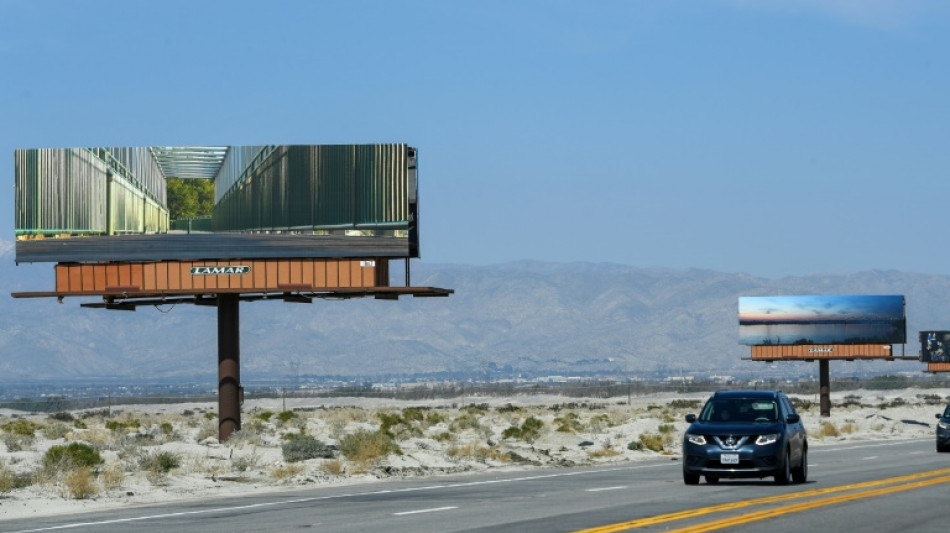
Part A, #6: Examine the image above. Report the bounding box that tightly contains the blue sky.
[2,0,948,278]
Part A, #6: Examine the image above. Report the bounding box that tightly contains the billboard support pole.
[218,293,241,442]
[819,360,831,417]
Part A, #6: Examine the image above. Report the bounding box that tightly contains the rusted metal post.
[218,293,241,442]
[819,360,831,417]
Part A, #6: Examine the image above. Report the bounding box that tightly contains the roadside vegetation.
[0,389,944,501]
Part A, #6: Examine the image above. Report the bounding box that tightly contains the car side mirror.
[786,414,800,424]
[685,413,697,423]
[938,414,943,419]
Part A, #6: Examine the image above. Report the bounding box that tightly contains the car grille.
[712,435,749,449]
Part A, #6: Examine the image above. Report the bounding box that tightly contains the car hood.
[687,421,784,436]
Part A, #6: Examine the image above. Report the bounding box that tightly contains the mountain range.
[2,239,946,383]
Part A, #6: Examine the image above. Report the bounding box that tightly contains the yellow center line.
[571,468,950,533]
[668,474,950,533]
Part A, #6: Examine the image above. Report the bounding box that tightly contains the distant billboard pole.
[739,295,910,417]
[12,144,452,442]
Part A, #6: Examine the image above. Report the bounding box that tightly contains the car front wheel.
[683,471,700,485]
[774,448,791,485]
[791,447,807,484]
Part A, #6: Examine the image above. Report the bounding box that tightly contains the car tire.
[938,443,949,453]
[774,448,791,485]
[705,475,719,484]
[791,446,807,484]
[683,471,700,485]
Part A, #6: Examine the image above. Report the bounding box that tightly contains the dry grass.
[270,463,304,480]
[819,421,840,438]
[321,459,345,476]
[61,467,98,500]
[587,447,622,459]
[99,462,124,490]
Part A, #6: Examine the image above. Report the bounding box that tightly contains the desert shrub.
[425,412,447,425]
[1,419,41,438]
[43,443,102,472]
[49,412,75,423]
[589,413,612,432]
[196,420,218,441]
[204,412,217,420]
[0,464,30,494]
[658,424,675,434]
[231,453,260,472]
[255,411,275,422]
[790,397,814,410]
[159,422,174,436]
[638,433,665,452]
[282,435,335,462]
[43,423,71,441]
[276,411,297,424]
[338,429,400,467]
[668,399,701,410]
[434,431,453,442]
[627,440,644,451]
[402,408,425,423]
[450,413,482,432]
[138,450,181,474]
[62,467,98,500]
[502,416,543,443]
[877,397,907,409]
[840,422,858,434]
[555,412,583,433]
[497,403,521,413]
[919,393,943,405]
[3,433,33,452]
[105,418,141,431]
[819,421,840,438]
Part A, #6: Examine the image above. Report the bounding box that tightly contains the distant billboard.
[738,295,906,346]
[920,331,950,363]
[15,145,419,263]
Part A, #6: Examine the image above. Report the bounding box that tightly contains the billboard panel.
[920,331,950,363]
[15,145,419,263]
[750,344,892,361]
[738,295,906,346]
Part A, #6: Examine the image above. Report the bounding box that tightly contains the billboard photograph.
[920,331,950,363]
[738,295,906,346]
[14,144,419,263]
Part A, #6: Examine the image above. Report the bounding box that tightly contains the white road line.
[393,506,458,516]
[8,463,675,533]
[586,486,628,492]
[862,456,880,460]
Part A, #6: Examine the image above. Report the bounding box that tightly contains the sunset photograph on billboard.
[738,294,906,346]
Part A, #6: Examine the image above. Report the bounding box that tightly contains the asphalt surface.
[2,438,946,533]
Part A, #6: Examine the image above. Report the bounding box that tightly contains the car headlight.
[755,434,779,445]
[939,421,949,430]
[686,433,707,445]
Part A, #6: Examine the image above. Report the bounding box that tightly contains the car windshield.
[698,398,778,423]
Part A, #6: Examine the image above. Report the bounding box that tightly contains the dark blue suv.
[936,404,950,452]
[682,390,807,485]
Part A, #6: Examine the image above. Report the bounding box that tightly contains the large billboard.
[738,295,906,346]
[920,331,950,363]
[15,145,419,263]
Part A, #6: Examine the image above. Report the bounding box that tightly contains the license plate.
[721,453,739,465]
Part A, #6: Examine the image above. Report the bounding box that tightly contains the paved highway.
[3,438,945,533]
